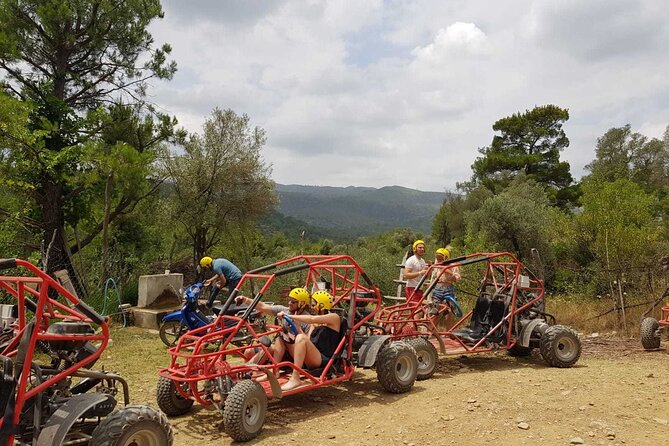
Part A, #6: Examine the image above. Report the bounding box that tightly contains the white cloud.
[412,23,489,63]
[147,0,669,192]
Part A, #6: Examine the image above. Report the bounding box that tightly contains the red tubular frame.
[158,255,382,403]
[375,252,545,355]
[0,260,109,445]
[660,304,669,328]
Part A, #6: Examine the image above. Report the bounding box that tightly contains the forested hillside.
[274,184,448,239]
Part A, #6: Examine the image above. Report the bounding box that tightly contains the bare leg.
[254,338,285,382]
[273,337,286,363]
[247,345,272,365]
[281,333,322,390]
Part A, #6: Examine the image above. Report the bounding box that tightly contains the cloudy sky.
[147,0,669,192]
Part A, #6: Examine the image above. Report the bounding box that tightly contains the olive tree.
[161,108,277,264]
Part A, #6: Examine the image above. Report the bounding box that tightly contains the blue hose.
[102,278,127,327]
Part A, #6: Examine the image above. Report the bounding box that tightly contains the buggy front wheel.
[376,341,418,393]
[89,404,173,446]
[223,380,267,442]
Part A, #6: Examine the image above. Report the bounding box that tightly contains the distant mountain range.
[260,184,449,241]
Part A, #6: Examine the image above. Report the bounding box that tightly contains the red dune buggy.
[376,252,582,380]
[0,259,172,446]
[156,255,418,442]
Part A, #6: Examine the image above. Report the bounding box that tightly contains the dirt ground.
[102,329,668,446]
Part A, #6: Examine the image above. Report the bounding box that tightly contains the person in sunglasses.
[275,290,341,391]
[235,287,312,371]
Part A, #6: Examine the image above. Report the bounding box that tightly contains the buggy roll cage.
[376,252,546,353]
[0,259,113,445]
[160,255,383,401]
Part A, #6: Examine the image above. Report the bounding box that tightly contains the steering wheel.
[281,314,299,336]
[443,296,463,318]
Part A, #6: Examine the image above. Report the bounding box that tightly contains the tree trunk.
[194,226,208,264]
[40,180,87,298]
[102,173,112,281]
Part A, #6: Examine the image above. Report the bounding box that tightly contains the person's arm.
[204,275,215,287]
[216,273,228,287]
[235,295,274,315]
[404,258,418,279]
[404,267,419,280]
[451,266,461,282]
[278,312,340,331]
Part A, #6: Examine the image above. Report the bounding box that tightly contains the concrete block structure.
[137,273,183,308]
[133,273,183,329]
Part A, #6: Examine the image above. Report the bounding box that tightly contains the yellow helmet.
[311,290,335,311]
[436,248,450,259]
[200,256,213,268]
[412,239,426,251]
[288,287,310,306]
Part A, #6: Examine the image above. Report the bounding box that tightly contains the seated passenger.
[276,290,341,391]
[235,287,312,365]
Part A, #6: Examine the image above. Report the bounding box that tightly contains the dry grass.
[546,293,664,337]
[96,326,167,406]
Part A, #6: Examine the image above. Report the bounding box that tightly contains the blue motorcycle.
[158,282,253,347]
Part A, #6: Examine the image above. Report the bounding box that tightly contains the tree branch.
[69,178,166,254]
[0,206,42,230]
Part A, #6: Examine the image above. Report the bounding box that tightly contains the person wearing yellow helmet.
[430,247,462,321]
[236,287,313,374]
[404,239,429,303]
[235,287,311,333]
[276,289,341,391]
[200,256,243,299]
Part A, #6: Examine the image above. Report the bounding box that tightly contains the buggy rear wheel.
[156,376,194,416]
[540,325,581,368]
[640,317,661,350]
[405,337,437,380]
[89,404,173,446]
[159,321,185,347]
[223,380,267,442]
[376,341,418,393]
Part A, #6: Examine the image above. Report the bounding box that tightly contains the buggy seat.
[452,291,509,344]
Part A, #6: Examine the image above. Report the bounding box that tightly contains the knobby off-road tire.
[540,325,581,368]
[405,337,437,380]
[156,376,194,416]
[89,404,173,446]
[640,317,661,350]
[507,343,533,357]
[159,321,185,347]
[376,341,418,393]
[223,380,267,442]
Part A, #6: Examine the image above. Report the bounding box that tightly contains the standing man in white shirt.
[404,239,429,303]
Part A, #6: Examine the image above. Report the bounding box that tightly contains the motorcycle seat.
[212,304,252,316]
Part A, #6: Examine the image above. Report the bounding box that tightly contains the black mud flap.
[357,335,391,368]
[35,393,113,446]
